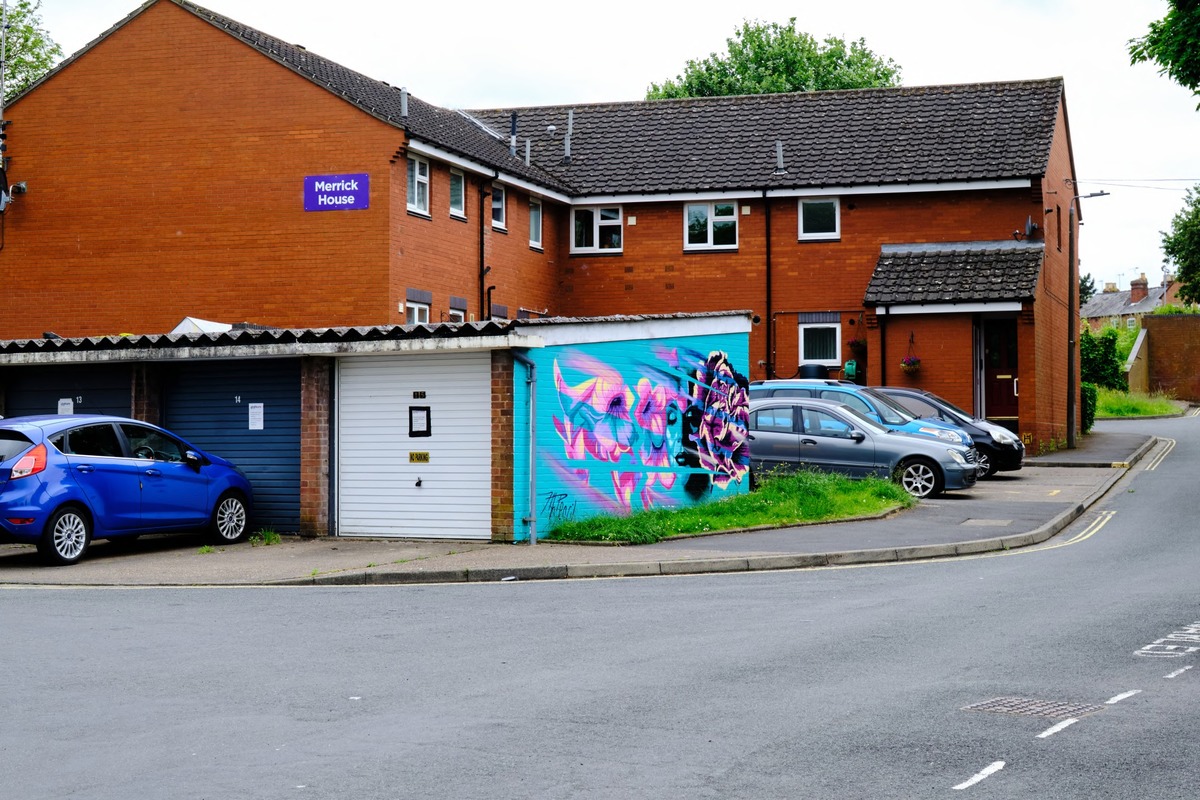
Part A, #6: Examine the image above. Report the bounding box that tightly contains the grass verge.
[545,470,915,545]
[1097,388,1180,418]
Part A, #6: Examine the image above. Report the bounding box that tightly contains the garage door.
[337,353,491,539]
[162,360,301,532]
[2,364,132,417]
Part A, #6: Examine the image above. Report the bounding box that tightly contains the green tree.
[1079,272,1097,306]
[647,18,901,99]
[1161,185,1200,305]
[2,0,62,101]
[1080,327,1126,391]
[1129,0,1200,106]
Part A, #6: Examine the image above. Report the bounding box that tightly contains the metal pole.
[1067,203,1077,448]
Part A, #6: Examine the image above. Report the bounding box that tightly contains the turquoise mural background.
[512,332,750,540]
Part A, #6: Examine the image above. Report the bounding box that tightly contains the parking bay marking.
[953,761,1005,791]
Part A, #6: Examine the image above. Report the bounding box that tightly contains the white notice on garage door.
[248,403,264,430]
[58,398,74,414]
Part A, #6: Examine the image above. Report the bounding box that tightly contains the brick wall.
[1144,316,1200,401]
[299,357,331,536]
[491,351,516,541]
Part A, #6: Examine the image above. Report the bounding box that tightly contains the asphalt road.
[1,416,1196,799]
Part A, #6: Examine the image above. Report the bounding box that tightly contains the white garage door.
[337,352,492,539]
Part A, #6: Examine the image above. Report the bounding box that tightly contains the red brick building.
[1,0,1082,448]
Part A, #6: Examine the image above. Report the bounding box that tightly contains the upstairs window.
[406,156,430,215]
[405,302,430,325]
[449,170,466,218]
[529,198,543,249]
[799,198,839,240]
[685,202,737,249]
[572,206,623,253]
[491,184,506,229]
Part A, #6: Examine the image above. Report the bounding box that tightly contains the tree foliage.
[2,0,62,101]
[1079,272,1096,306]
[1161,185,1200,305]
[647,18,901,99]
[1129,0,1200,106]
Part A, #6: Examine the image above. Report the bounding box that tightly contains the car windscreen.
[926,393,974,424]
[861,388,915,425]
[0,431,34,462]
[830,404,889,434]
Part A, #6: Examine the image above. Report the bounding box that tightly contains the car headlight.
[947,448,968,466]
[991,427,1020,446]
[922,427,967,445]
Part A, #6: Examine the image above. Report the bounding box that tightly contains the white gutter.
[875,301,1023,316]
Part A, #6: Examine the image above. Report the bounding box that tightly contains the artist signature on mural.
[541,491,579,525]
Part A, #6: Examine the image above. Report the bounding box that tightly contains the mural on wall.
[548,345,750,517]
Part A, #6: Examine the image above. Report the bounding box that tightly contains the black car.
[873,387,1025,477]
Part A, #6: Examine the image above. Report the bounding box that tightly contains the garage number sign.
[304,173,369,211]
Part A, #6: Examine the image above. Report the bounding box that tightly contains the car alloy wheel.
[211,493,248,543]
[39,506,92,566]
[976,451,992,477]
[898,458,942,499]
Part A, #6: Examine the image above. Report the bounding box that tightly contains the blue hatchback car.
[749,380,975,448]
[0,415,253,565]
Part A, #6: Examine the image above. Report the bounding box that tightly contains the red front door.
[984,319,1018,424]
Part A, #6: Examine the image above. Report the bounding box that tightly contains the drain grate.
[962,697,1106,718]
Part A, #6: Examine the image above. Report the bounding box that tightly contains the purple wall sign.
[304,173,370,212]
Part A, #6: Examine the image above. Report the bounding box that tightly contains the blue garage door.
[2,364,132,418]
[163,360,302,532]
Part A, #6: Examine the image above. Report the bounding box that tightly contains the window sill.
[683,246,739,253]
[798,235,840,243]
[569,250,624,257]
[529,244,544,253]
[407,208,432,220]
[450,212,468,222]
[491,225,508,234]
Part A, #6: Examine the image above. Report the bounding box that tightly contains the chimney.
[1103,282,1118,293]
[1130,273,1149,304]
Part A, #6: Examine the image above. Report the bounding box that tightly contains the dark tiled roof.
[467,79,1063,194]
[864,241,1045,305]
[174,2,571,192]
[1081,286,1166,319]
[20,2,1062,199]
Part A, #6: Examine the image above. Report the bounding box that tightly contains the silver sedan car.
[748,397,978,498]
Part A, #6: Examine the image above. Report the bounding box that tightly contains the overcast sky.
[38,0,1200,293]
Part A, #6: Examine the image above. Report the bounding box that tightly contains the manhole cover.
[962,697,1106,718]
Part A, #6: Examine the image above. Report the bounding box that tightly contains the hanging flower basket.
[848,337,868,355]
[900,356,921,375]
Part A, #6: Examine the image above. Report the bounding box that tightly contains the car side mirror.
[185,450,203,471]
[850,430,866,443]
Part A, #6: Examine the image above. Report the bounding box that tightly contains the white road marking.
[1145,438,1175,471]
[1106,689,1142,704]
[1165,666,1194,679]
[1037,718,1079,738]
[953,761,1005,790]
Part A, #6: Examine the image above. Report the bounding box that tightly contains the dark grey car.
[748,397,978,498]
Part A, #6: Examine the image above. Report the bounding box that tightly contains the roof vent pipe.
[400,86,408,118]
[510,112,517,156]
[525,138,530,166]
[774,140,788,175]
[563,110,573,164]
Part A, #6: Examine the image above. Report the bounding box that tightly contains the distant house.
[1082,273,1186,332]
[1,0,1082,461]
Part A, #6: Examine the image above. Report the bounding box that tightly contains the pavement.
[0,429,1161,588]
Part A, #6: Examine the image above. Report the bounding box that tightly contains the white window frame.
[449,169,466,219]
[405,302,430,325]
[529,198,543,249]
[570,205,623,253]
[684,202,738,250]
[1126,316,1137,330]
[798,323,841,366]
[491,184,507,230]
[799,197,840,240]
[447,308,466,323]
[407,156,430,215]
